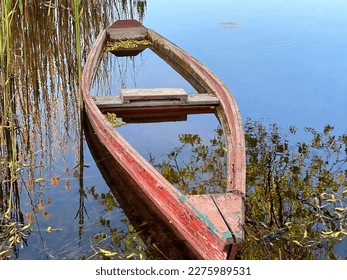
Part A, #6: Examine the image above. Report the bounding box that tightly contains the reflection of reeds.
[0,0,29,259]
[73,0,82,88]
[1,0,17,216]
[1,0,147,259]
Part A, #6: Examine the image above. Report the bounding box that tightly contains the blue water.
[16,0,347,259]
[144,0,347,136]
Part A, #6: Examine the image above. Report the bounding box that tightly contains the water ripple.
[174,8,308,50]
[217,22,241,29]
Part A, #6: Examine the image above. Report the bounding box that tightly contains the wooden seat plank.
[93,93,219,109]
[121,88,188,103]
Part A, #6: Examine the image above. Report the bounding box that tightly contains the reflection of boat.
[82,20,246,260]
[84,117,197,259]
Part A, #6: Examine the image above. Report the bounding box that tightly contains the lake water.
[2,0,346,259]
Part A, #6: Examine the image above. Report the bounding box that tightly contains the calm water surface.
[145,0,347,135]
[6,0,347,259]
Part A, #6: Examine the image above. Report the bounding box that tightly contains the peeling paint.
[190,205,220,234]
[179,196,187,202]
[222,231,233,241]
[179,196,218,234]
[233,211,241,217]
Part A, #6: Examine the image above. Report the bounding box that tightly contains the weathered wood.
[187,195,234,248]
[93,93,220,123]
[121,88,188,103]
[93,93,219,108]
[187,193,245,260]
[107,20,147,41]
[211,193,245,260]
[93,94,219,123]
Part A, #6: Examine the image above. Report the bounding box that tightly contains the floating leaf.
[35,177,45,183]
[65,180,71,191]
[334,207,345,212]
[98,248,118,257]
[331,232,341,238]
[127,253,135,259]
[43,211,50,219]
[251,234,260,241]
[99,248,112,255]
[33,204,39,213]
[104,252,118,257]
[26,212,34,224]
[73,169,79,178]
[292,240,303,247]
[51,175,60,186]
[0,250,9,257]
[321,230,333,235]
[38,199,45,210]
[21,224,31,231]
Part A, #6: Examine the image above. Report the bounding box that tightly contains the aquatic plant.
[104,113,126,127]
[105,39,152,52]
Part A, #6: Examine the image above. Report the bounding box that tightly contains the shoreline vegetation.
[1,1,347,260]
[0,0,147,260]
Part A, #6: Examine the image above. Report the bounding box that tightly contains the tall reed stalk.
[72,0,87,240]
[0,0,30,260]
[72,0,83,90]
[1,0,17,219]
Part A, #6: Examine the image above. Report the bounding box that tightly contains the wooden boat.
[82,20,246,260]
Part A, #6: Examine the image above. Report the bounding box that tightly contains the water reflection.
[1,0,147,259]
[84,117,197,260]
[242,120,347,259]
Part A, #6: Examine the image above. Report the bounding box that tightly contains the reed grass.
[0,0,30,259]
[1,0,17,219]
[1,0,148,259]
[72,0,83,87]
